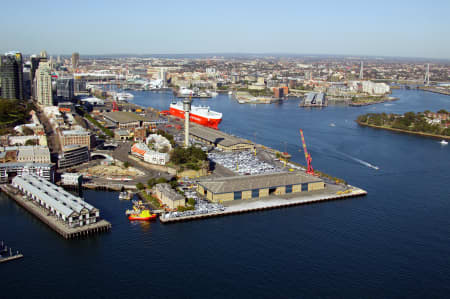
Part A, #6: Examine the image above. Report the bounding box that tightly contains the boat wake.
[330,149,380,170]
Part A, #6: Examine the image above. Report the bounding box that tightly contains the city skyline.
[1,0,450,59]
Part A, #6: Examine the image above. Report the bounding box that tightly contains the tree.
[147,178,156,188]
[159,145,169,153]
[123,161,130,168]
[25,139,38,146]
[136,182,145,190]
[22,126,34,135]
[187,198,196,206]
[156,177,167,184]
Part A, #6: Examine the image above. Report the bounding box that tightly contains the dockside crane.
[299,129,314,175]
[112,100,119,112]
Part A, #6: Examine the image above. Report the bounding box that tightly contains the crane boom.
[299,129,314,175]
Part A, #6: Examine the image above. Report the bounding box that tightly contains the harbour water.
[1,89,450,298]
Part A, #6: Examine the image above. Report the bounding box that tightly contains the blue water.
[1,90,450,298]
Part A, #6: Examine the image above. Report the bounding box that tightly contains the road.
[111,141,173,183]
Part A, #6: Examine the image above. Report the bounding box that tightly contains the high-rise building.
[71,52,80,69]
[36,61,53,106]
[30,52,48,100]
[159,68,167,87]
[56,77,74,101]
[23,63,31,100]
[0,52,24,100]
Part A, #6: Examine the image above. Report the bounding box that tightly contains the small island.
[356,110,450,139]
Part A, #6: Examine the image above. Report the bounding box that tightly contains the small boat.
[119,191,131,200]
[330,123,336,127]
[440,140,448,145]
[126,201,156,220]
[128,209,157,220]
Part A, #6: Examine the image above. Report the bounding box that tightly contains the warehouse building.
[154,183,185,210]
[197,171,324,203]
[59,129,92,150]
[58,145,90,169]
[104,111,158,129]
[0,162,54,183]
[12,174,100,227]
[189,125,255,152]
[0,146,50,163]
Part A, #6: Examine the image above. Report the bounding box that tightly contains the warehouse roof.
[198,171,322,194]
[13,174,97,217]
[189,124,253,147]
[155,183,185,201]
[104,111,147,123]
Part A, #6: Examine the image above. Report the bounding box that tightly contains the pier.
[0,184,111,239]
[0,241,24,264]
[160,185,367,223]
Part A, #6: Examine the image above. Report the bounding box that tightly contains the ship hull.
[169,107,221,129]
[128,214,157,221]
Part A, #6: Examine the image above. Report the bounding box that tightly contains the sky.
[1,0,450,59]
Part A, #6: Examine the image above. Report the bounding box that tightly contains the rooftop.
[198,171,322,194]
[189,124,253,147]
[61,130,90,136]
[155,183,185,201]
[104,111,147,123]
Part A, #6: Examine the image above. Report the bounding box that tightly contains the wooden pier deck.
[0,254,24,264]
[160,186,367,223]
[0,185,111,239]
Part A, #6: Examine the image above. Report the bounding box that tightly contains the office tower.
[0,51,24,100]
[56,77,74,101]
[23,62,31,100]
[72,52,80,69]
[36,61,53,106]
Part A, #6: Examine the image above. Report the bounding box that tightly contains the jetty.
[0,184,111,239]
[160,185,367,223]
[0,241,24,264]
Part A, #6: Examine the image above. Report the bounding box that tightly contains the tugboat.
[125,201,156,221]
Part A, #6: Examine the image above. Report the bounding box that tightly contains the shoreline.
[356,120,450,140]
[419,87,450,96]
[349,96,399,107]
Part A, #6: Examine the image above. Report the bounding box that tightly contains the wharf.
[0,254,24,264]
[160,185,367,223]
[0,185,111,239]
[82,182,136,191]
[0,242,24,264]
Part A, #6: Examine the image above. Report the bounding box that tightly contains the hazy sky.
[1,0,449,59]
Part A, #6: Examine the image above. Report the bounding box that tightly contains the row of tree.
[0,99,35,125]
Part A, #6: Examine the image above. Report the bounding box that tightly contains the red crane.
[112,100,119,112]
[299,129,314,175]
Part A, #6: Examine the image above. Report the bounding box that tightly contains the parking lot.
[208,150,284,176]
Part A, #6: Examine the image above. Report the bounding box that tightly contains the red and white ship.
[168,102,222,129]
